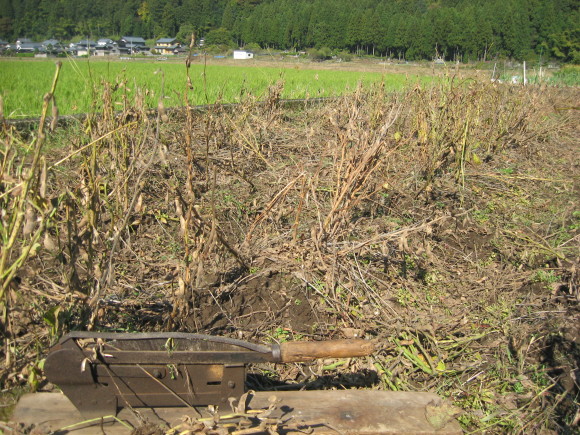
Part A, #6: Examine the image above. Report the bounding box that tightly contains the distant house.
[75,40,97,56]
[119,36,149,53]
[97,38,115,49]
[95,39,117,56]
[97,38,115,46]
[42,39,60,47]
[154,37,180,55]
[121,36,146,45]
[156,37,177,47]
[77,39,97,48]
[16,38,42,53]
[233,50,254,60]
[42,39,63,54]
[17,42,42,53]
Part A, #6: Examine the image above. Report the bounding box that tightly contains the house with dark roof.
[73,40,97,56]
[42,39,60,46]
[94,39,117,55]
[121,36,146,45]
[154,37,180,55]
[42,39,63,54]
[119,36,149,53]
[77,39,97,48]
[97,38,115,47]
[17,42,43,53]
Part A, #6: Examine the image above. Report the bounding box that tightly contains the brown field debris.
[1,72,579,432]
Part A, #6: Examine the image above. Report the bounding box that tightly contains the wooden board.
[8,391,462,434]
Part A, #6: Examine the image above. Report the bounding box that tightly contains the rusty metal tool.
[44,332,375,418]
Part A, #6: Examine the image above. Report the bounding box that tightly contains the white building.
[233,50,254,60]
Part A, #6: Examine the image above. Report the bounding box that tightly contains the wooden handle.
[278,339,375,363]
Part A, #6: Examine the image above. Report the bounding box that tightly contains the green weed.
[548,65,580,86]
[396,288,413,307]
[531,270,560,290]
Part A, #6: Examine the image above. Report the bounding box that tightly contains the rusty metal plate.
[44,333,259,418]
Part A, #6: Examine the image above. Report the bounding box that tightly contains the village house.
[17,42,43,53]
[95,38,117,56]
[42,39,63,54]
[153,37,180,55]
[97,38,115,49]
[42,39,60,47]
[12,38,42,53]
[74,40,97,56]
[2,35,157,57]
[119,36,149,54]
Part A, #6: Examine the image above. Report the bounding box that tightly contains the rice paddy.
[0,58,420,118]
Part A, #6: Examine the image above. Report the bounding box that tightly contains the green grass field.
[0,58,420,118]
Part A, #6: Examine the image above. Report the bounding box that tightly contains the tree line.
[0,0,578,62]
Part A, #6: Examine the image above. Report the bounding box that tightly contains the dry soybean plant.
[1,63,62,370]
[0,67,578,433]
[0,63,171,381]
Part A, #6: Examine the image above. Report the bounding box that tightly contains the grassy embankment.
[0,58,423,118]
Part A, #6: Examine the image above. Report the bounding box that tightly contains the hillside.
[0,0,578,62]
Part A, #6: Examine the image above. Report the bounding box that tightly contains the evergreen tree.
[0,0,576,63]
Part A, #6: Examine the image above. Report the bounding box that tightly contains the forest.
[0,0,578,62]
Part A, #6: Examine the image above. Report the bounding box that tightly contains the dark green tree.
[205,27,234,47]
[547,29,580,63]
[0,0,576,63]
